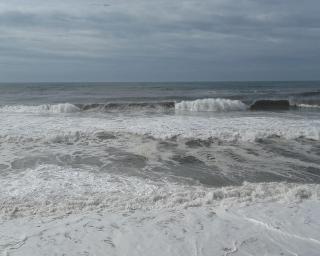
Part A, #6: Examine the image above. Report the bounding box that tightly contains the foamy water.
[0,82,320,255]
[175,98,248,112]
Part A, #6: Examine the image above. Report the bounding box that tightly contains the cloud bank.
[0,0,319,81]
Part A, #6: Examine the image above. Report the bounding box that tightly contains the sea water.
[0,81,320,255]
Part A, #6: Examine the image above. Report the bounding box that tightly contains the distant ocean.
[1,81,320,255]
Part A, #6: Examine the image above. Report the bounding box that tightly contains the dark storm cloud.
[0,0,319,81]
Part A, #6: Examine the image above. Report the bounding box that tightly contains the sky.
[0,0,320,82]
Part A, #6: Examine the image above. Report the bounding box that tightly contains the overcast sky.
[1,0,320,82]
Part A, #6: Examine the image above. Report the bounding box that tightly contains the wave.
[0,99,248,114]
[0,103,81,113]
[0,102,175,114]
[250,100,290,111]
[289,97,320,107]
[1,164,319,218]
[175,98,248,112]
[1,112,320,144]
[1,98,319,115]
[296,104,320,109]
[79,102,175,112]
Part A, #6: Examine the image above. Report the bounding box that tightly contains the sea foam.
[0,103,80,113]
[297,104,320,109]
[1,164,319,218]
[175,98,247,112]
[1,112,320,143]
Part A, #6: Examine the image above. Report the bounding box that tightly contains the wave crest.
[0,102,175,114]
[175,98,247,112]
[297,104,320,109]
[7,98,319,114]
[0,103,80,113]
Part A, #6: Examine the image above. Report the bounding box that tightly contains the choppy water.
[0,81,320,218]
[1,82,320,255]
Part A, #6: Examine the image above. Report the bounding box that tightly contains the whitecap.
[175,98,248,112]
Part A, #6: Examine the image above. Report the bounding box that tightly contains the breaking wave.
[0,102,175,114]
[79,102,175,112]
[0,99,248,114]
[1,98,319,115]
[175,98,248,112]
[297,104,320,109]
[0,103,80,113]
[1,164,320,218]
[1,113,320,143]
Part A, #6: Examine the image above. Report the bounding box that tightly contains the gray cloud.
[0,0,319,82]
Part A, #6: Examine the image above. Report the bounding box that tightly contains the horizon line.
[1,80,320,84]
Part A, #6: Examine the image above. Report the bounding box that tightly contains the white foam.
[2,200,320,256]
[0,103,80,113]
[1,112,320,142]
[1,104,320,255]
[297,104,320,109]
[115,115,320,141]
[1,164,319,218]
[1,164,320,255]
[175,98,247,112]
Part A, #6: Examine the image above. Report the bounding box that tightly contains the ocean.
[1,81,320,255]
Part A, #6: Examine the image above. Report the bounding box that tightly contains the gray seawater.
[0,81,320,218]
[1,81,320,105]
[1,81,320,184]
